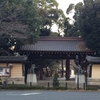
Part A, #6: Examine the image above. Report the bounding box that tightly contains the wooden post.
[61,60,64,77]
[65,82,67,89]
[48,82,49,88]
[66,59,70,80]
[0,76,2,85]
[39,59,44,80]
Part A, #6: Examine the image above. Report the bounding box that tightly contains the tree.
[0,0,42,55]
[77,0,100,55]
[53,72,59,88]
[64,2,83,37]
[36,0,65,36]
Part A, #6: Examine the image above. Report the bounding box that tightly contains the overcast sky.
[52,0,83,33]
[56,0,83,16]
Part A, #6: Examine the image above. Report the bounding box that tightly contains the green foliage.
[87,85,99,90]
[0,85,45,90]
[0,34,23,55]
[64,3,83,37]
[36,0,65,36]
[66,4,75,14]
[36,0,58,36]
[0,85,67,90]
[53,72,60,88]
[0,0,42,55]
[64,18,80,37]
[77,0,100,55]
[0,84,99,90]
[65,0,100,55]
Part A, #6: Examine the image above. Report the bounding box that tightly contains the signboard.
[0,67,10,76]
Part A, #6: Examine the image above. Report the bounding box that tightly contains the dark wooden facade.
[20,37,96,80]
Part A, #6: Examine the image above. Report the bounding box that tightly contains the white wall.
[92,64,100,78]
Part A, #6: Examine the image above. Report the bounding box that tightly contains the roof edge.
[38,36,83,41]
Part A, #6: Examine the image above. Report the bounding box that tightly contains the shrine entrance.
[20,37,95,81]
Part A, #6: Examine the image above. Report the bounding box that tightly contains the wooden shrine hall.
[20,36,96,80]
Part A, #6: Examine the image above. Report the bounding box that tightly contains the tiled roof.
[0,56,27,62]
[20,37,92,52]
[86,56,100,63]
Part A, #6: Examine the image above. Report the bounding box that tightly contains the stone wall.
[88,78,100,85]
[1,77,25,84]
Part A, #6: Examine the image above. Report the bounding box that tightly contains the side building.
[0,56,27,84]
[86,56,100,85]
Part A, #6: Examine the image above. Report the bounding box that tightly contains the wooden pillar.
[39,59,44,80]
[25,61,31,84]
[66,59,70,80]
[61,60,64,77]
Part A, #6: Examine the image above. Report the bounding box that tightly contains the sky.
[52,0,83,33]
[56,0,83,16]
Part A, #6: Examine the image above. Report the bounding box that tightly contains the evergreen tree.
[36,0,65,36]
[53,72,59,88]
[64,2,83,37]
[0,0,42,55]
[77,0,100,55]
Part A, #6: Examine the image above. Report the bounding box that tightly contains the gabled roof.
[0,56,27,63]
[20,36,93,52]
